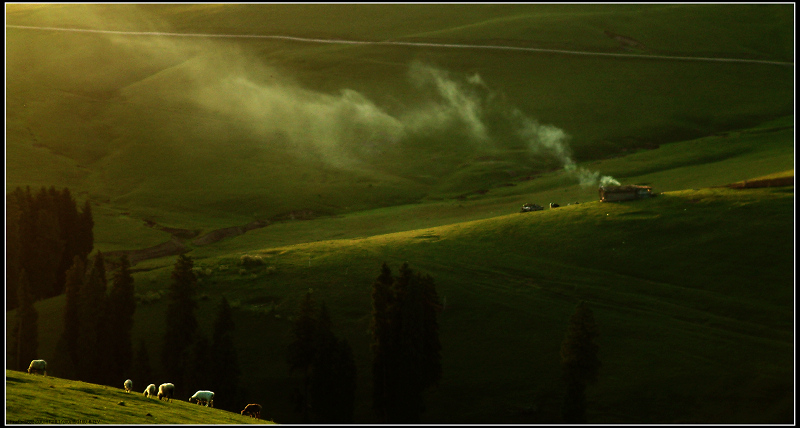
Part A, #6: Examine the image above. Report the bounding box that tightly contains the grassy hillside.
[6,4,794,235]
[13,182,793,424]
[5,370,273,424]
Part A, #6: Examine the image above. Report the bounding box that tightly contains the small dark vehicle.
[521,203,544,212]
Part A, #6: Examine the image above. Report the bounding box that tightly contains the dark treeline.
[371,262,443,423]
[47,252,136,388]
[6,186,94,311]
[163,254,242,411]
[288,291,358,423]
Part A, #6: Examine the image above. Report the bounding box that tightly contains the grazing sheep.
[189,390,215,407]
[124,379,133,393]
[27,360,47,376]
[144,384,157,398]
[158,383,175,402]
[241,403,262,419]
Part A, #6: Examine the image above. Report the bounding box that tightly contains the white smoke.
[512,109,619,188]
[404,61,489,143]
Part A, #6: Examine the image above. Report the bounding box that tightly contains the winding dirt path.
[104,211,319,267]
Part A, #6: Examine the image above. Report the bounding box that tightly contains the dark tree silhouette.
[308,302,357,423]
[560,301,601,423]
[185,334,211,397]
[287,290,318,422]
[12,269,38,372]
[6,186,93,307]
[75,253,108,384]
[6,192,22,311]
[53,256,86,379]
[161,254,199,397]
[209,296,241,411]
[107,255,136,382]
[370,262,395,421]
[131,339,154,392]
[76,200,94,265]
[371,262,442,423]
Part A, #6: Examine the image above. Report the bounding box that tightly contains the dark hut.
[599,185,652,202]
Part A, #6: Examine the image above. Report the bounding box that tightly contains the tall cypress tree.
[287,290,318,422]
[131,339,154,392]
[76,252,108,384]
[6,192,22,311]
[77,200,94,263]
[209,296,240,411]
[54,256,86,379]
[185,334,211,398]
[161,254,199,397]
[308,302,357,423]
[12,269,39,372]
[370,263,395,421]
[53,188,80,297]
[371,263,442,423]
[107,255,136,383]
[560,301,601,423]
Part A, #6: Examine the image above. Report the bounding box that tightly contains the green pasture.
[5,4,794,233]
[12,184,793,424]
[5,370,273,424]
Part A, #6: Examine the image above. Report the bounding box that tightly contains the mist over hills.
[6,3,793,229]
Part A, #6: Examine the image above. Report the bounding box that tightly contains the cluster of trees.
[8,186,95,376]
[370,262,443,423]
[161,254,241,411]
[44,252,136,386]
[6,187,599,423]
[287,291,358,423]
[6,186,94,310]
[287,262,444,424]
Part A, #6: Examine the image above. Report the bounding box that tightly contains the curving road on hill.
[6,24,794,67]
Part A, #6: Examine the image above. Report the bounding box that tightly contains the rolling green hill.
[5,4,794,235]
[11,183,793,424]
[5,370,273,424]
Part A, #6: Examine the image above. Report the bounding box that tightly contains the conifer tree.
[12,269,38,372]
[308,302,357,423]
[209,296,240,411]
[77,200,94,263]
[76,252,108,384]
[287,290,318,422]
[371,263,442,423]
[185,334,211,397]
[6,192,22,311]
[107,255,136,382]
[560,301,601,423]
[53,187,80,296]
[370,263,395,421]
[131,340,154,392]
[54,256,86,379]
[161,254,199,397]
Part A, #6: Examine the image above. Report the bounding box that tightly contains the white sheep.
[123,379,133,393]
[28,360,47,376]
[158,383,175,402]
[144,384,157,398]
[189,390,215,407]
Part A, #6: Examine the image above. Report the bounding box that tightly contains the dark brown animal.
[241,403,262,419]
